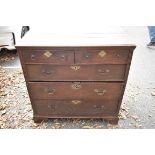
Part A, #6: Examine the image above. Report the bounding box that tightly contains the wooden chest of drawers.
[16,33,136,124]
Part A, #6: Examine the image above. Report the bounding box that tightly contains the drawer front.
[20,49,74,64]
[75,49,129,64]
[28,82,123,100]
[26,64,126,81]
[33,100,118,117]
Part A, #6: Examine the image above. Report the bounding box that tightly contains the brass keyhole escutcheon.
[45,88,55,95]
[71,82,82,90]
[70,65,80,71]
[98,50,107,58]
[94,89,106,96]
[44,51,53,58]
[72,100,81,105]
[98,69,110,74]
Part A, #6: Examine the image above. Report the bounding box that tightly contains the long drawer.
[33,99,118,117]
[25,64,126,81]
[28,82,124,100]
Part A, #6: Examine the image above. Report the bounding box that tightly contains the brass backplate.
[98,50,107,58]
[70,65,80,71]
[72,100,81,105]
[44,51,53,58]
[94,89,106,96]
[71,82,82,90]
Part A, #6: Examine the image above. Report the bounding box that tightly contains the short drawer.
[75,49,130,64]
[28,82,124,100]
[26,64,126,81]
[33,99,118,117]
[20,49,74,64]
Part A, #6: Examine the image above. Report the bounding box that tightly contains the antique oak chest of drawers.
[16,33,136,124]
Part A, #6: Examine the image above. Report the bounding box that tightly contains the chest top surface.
[16,28,136,48]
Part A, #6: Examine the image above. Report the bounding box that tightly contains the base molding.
[33,115,119,125]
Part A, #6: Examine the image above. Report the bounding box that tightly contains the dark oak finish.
[25,64,127,81]
[21,49,74,64]
[16,33,136,125]
[28,82,123,100]
[33,99,118,117]
[75,49,130,64]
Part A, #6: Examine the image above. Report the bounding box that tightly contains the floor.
[0,26,155,129]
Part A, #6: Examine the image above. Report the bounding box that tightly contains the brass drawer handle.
[71,82,82,90]
[94,105,104,110]
[44,51,53,58]
[98,69,110,74]
[85,54,89,58]
[48,104,56,110]
[94,89,106,96]
[61,55,65,59]
[31,54,35,60]
[45,88,55,95]
[42,69,52,75]
[70,65,80,71]
[84,53,91,59]
[72,100,81,105]
[98,50,107,58]
[115,53,120,57]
